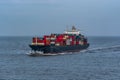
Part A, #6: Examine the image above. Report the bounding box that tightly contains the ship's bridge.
[64,26,80,35]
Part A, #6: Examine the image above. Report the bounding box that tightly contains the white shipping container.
[50,41,55,44]
[55,43,60,46]
[66,39,70,45]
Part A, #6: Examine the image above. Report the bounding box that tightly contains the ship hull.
[29,44,89,55]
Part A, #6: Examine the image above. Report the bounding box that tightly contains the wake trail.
[82,45,120,53]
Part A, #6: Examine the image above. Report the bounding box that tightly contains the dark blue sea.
[0,36,120,80]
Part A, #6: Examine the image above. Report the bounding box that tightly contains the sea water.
[0,36,120,80]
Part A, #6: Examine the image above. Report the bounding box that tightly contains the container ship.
[28,26,89,56]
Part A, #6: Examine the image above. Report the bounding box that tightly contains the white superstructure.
[64,26,80,35]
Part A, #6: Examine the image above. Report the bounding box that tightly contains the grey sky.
[0,0,120,36]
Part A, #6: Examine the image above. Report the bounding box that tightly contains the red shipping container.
[33,37,44,43]
[44,35,50,40]
[57,35,64,41]
[37,39,44,43]
[69,36,75,41]
[71,40,77,45]
[44,40,50,45]
[71,41,74,45]
[76,41,79,45]
[32,37,38,43]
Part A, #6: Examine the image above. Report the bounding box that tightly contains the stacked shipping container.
[32,34,87,46]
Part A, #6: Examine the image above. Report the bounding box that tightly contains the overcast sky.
[0,0,120,36]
